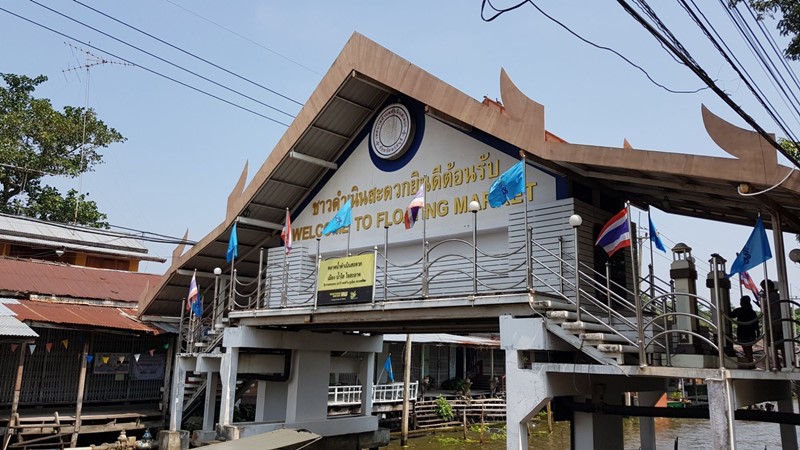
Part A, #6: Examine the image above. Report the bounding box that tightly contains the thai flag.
[404,184,425,229]
[595,208,631,257]
[740,271,760,300]
[187,273,199,312]
[281,209,292,255]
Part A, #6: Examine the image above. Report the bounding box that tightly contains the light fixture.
[569,214,582,228]
[790,249,800,264]
[213,267,222,275]
[55,248,65,257]
[468,201,481,213]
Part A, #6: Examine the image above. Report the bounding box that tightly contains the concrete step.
[531,299,576,311]
[597,343,639,354]
[579,333,631,344]
[560,321,611,333]
[547,311,603,325]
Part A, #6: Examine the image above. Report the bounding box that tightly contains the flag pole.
[647,209,656,303]
[422,183,428,298]
[626,201,646,366]
[736,253,743,299]
[521,152,532,292]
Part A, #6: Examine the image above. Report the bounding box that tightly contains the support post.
[202,372,219,432]
[401,334,413,446]
[10,343,26,425]
[70,339,90,447]
[707,369,736,450]
[569,214,582,322]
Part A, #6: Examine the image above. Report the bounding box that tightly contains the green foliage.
[0,73,125,227]
[434,395,455,422]
[435,436,478,445]
[233,403,255,422]
[730,1,800,60]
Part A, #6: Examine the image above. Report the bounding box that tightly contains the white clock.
[370,103,414,160]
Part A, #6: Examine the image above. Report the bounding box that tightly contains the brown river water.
[385,417,800,449]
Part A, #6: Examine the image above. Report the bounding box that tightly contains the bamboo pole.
[70,339,90,447]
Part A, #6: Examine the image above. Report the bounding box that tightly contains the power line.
[0,6,291,127]
[29,0,297,120]
[615,0,800,168]
[163,0,323,77]
[479,0,709,94]
[71,0,305,107]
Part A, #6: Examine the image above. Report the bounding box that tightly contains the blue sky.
[2,1,800,297]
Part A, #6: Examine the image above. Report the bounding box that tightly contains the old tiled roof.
[7,299,160,334]
[0,258,161,303]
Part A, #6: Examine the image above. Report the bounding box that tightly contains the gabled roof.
[139,33,800,317]
[0,257,161,303]
[0,213,165,263]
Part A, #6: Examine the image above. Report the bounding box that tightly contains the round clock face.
[370,103,414,160]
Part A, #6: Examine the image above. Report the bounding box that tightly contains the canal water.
[385,417,800,449]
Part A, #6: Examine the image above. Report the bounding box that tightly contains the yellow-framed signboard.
[316,253,375,306]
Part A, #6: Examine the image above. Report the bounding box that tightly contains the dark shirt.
[730,306,758,342]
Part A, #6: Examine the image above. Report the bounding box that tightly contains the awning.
[7,300,162,334]
[201,429,321,450]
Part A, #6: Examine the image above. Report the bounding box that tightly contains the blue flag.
[322,199,353,235]
[384,355,394,383]
[226,223,238,262]
[488,160,525,208]
[191,292,203,318]
[728,215,772,277]
[648,215,666,252]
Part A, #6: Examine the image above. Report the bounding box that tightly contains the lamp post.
[213,267,222,330]
[469,201,481,296]
[569,214,583,322]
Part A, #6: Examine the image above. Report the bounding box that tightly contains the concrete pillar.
[669,243,698,350]
[286,350,331,422]
[707,370,736,450]
[778,379,799,450]
[202,372,218,432]
[637,391,663,450]
[169,358,188,431]
[360,352,375,416]
[573,406,623,449]
[254,380,288,422]
[706,254,733,360]
[218,348,239,426]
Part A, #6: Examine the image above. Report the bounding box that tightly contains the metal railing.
[328,382,419,406]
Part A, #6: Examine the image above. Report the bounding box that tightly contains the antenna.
[61,43,132,225]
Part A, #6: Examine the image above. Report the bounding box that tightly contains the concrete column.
[286,350,331,422]
[202,372,218,432]
[707,370,736,450]
[637,391,663,450]
[778,384,798,450]
[360,352,375,417]
[573,405,623,449]
[169,357,188,431]
[255,381,288,422]
[218,347,239,426]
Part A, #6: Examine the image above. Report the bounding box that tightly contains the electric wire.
[70,0,304,107]
[682,0,800,134]
[615,0,800,168]
[29,0,297,120]
[0,6,291,127]
[724,1,800,128]
[745,3,800,95]
[480,0,708,94]
[163,0,323,77]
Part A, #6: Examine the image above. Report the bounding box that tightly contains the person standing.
[730,296,758,363]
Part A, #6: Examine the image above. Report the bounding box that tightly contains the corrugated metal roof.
[0,213,164,262]
[7,300,160,333]
[0,303,15,316]
[0,258,161,303]
[0,316,39,338]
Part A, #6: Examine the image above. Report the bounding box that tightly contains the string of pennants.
[4,340,170,362]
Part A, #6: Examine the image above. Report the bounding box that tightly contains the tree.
[0,73,125,227]
[733,1,800,60]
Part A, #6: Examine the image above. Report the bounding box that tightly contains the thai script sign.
[317,253,375,306]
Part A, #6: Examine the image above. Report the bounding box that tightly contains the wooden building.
[0,214,171,450]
